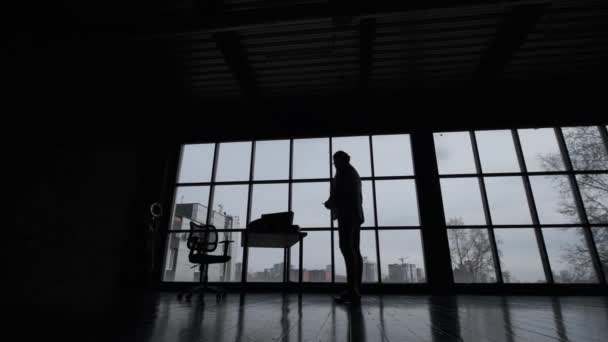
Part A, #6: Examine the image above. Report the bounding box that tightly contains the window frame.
[437,127,607,284]
[158,126,608,289]
[163,134,424,285]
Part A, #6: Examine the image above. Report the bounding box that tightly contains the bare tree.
[539,126,608,281]
[447,217,496,282]
[592,227,608,277]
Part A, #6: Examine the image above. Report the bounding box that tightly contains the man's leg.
[339,227,354,295]
[339,239,352,287]
[340,221,361,299]
[352,226,362,297]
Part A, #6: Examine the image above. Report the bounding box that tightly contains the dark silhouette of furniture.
[243,231,307,283]
[244,212,307,283]
[177,222,233,302]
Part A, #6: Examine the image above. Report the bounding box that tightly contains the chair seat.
[189,254,231,264]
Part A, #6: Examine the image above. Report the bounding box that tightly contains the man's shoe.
[349,293,361,304]
[333,294,350,304]
[333,293,361,304]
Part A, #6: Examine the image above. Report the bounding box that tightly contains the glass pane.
[247,248,284,282]
[162,231,243,282]
[592,227,608,282]
[211,185,248,229]
[379,230,426,283]
[216,142,252,182]
[563,126,608,171]
[162,232,199,281]
[293,138,329,179]
[372,134,414,176]
[250,183,288,222]
[302,231,331,282]
[177,144,215,183]
[226,232,244,282]
[292,182,331,228]
[494,228,546,283]
[375,180,419,226]
[543,228,598,283]
[289,241,300,282]
[484,177,532,224]
[206,231,244,282]
[163,230,244,282]
[576,174,608,224]
[254,140,290,180]
[362,181,375,227]
[171,186,210,227]
[529,176,581,224]
[518,128,565,172]
[475,130,520,173]
[448,229,496,283]
[332,136,372,177]
[334,230,377,283]
[440,178,486,225]
[434,131,476,174]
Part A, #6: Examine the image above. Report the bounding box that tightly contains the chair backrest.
[187,222,218,254]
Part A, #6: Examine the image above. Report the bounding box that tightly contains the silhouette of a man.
[324,151,364,303]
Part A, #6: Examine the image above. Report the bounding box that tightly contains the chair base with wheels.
[176,223,233,303]
[177,264,228,303]
[177,285,226,302]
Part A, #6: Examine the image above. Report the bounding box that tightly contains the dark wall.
[13,141,130,318]
[12,140,172,339]
[9,17,177,339]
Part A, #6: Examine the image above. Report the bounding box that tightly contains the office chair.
[177,222,233,302]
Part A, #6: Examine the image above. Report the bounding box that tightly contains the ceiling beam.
[131,0,550,38]
[359,18,376,97]
[194,0,224,15]
[213,31,258,101]
[473,3,546,85]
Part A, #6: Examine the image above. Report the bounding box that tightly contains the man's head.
[333,150,350,171]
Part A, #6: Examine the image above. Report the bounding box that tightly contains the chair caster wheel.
[185,293,192,301]
[177,293,183,300]
[216,294,222,303]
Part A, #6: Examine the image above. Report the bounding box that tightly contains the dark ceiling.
[124,0,608,104]
[10,0,606,141]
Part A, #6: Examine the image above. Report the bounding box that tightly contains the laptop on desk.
[247,211,298,233]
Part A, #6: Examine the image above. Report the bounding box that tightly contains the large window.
[435,127,607,284]
[163,126,607,286]
[164,134,425,283]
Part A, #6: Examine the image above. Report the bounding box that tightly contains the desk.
[243,231,307,283]
[243,232,307,248]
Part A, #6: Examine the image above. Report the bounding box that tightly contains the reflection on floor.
[123,293,608,342]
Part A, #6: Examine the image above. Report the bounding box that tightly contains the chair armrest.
[218,240,234,256]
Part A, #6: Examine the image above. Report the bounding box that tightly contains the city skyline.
[163,201,426,283]
[245,258,425,283]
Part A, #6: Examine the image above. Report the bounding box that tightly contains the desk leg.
[298,235,303,289]
[283,247,289,285]
[241,232,249,284]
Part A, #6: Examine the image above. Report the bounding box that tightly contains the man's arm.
[324,179,336,209]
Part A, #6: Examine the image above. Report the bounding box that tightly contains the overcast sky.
[171,127,607,283]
